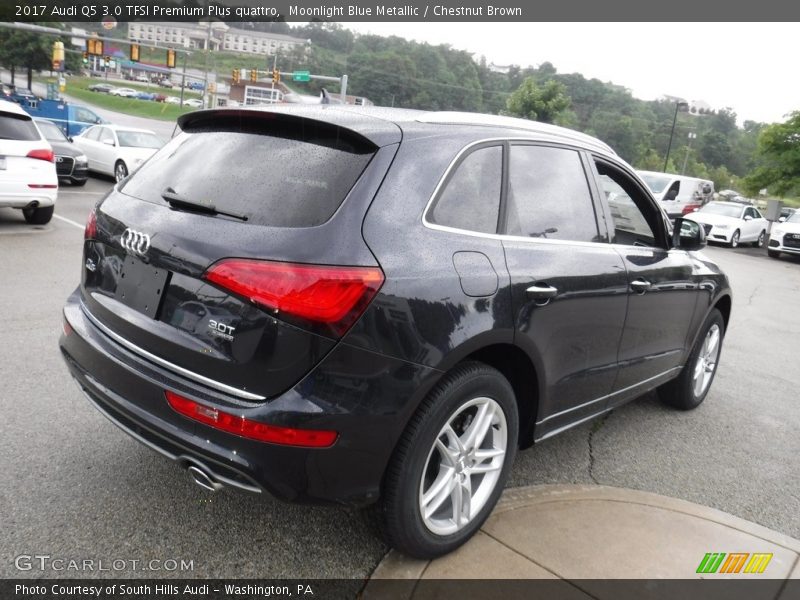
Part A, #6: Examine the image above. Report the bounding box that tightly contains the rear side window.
[120,117,376,228]
[0,113,40,141]
[429,145,502,234]
[505,145,601,243]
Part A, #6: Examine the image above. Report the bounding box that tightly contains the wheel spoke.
[436,437,457,467]
[444,424,465,455]
[705,328,720,359]
[469,462,502,474]
[422,468,456,519]
[461,401,496,452]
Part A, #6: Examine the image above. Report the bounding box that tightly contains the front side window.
[505,145,600,243]
[82,126,100,141]
[596,162,658,247]
[429,145,502,234]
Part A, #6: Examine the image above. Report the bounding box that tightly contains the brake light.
[26,148,54,162]
[682,203,702,215]
[84,207,97,239]
[203,259,384,337]
[165,391,338,447]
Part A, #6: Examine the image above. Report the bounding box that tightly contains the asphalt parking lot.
[1,176,798,579]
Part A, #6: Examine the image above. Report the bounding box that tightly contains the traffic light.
[232,69,240,84]
[51,41,64,71]
[87,38,103,56]
[272,68,280,84]
[82,51,89,65]
[250,69,257,83]
[130,44,140,63]
[166,48,176,69]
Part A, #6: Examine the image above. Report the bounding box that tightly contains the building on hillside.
[127,22,309,55]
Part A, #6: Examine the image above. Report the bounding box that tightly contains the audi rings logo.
[121,228,151,256]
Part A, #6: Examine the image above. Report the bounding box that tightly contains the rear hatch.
[0,108,56,199]
[80,108,399,401]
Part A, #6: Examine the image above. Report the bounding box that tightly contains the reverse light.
[203,259,384,337]
[165,391,338,448]
[26,148,54,162]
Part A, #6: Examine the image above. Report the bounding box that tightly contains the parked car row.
[88,83,201,107]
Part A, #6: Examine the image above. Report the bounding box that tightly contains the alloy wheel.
[419,396,507,536]
[692,323,721,398]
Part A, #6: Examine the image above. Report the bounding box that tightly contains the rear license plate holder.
[115,256,169,318]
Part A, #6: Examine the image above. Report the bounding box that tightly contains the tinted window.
[120,119,375,228]
[0,113,40,141]
[430,145,502,234]
[506,145,600,242]
[597,165,657,247]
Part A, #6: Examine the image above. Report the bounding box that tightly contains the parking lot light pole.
[664,100,689,172]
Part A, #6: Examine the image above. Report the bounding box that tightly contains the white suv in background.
[0,99,57,224]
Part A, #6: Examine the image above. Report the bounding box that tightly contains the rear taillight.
[84,207,97,240]
[203,259,384,337]
[26,148,54,162]
[165,391,338,448]
[682,203,702,215]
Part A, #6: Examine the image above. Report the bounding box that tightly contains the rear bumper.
[59,289,438,505]
[0,190,57,209]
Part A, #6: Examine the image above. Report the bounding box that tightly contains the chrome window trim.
[82,305,266,402]
[421,137,616,250]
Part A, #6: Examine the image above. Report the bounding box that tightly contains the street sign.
[292,71,310,82]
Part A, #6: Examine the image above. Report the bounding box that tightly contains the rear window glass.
[120,117,376,228]
[0,113,40,141]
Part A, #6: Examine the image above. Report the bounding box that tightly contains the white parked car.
[164,96,181,104]
[182,98,203,108]
[109,87,138,98]
[0,99,57,224]
[73,125,163,182]
[684,201,768,248]
[767,209,800,259]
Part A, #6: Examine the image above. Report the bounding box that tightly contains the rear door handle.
[630,279,652,294]
[526,283,558,302]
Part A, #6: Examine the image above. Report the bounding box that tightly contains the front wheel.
[114,161,128,183]
[377,362,518,558]
[658,308,725,410]
[755,230,766,248]
[729,230,740,248]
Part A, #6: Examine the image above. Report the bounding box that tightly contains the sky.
[342,22,799,125]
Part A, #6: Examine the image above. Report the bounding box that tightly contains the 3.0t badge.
[121,228,151,257]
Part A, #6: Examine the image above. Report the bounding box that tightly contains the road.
[1,176,798,579]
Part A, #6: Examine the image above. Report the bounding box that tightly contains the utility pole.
[664,100,688,172]
[681,131,697,175]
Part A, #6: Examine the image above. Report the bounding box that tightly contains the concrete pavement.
[366,484,800,598]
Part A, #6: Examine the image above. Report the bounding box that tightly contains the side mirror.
[67,136,73,143]
[744,215,753,221]
[673,217,706,251]
[778,216,786,223]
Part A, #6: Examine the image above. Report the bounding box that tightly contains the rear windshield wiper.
[161,187,247,221]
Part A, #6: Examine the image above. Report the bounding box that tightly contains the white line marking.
[58,191,106,195]
[53,214,85,230]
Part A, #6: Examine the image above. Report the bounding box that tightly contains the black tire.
[658,308,725,410]
[114,160,128,183]
[70,178,88,186]
[22,204,54,225]
[767,249,780,259]
[755,230,766,248]
[376,361,519,559]
[729,230,740,248]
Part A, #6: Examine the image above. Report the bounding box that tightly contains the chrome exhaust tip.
[187,465,223,492]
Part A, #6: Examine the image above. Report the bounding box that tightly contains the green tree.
[505,77,570,124]
[0,29,53,89]
[744,111,800,196]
